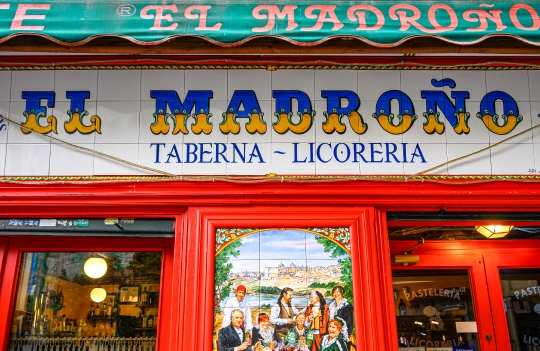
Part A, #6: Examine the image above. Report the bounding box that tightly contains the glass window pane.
[500,269,540,350]
[9,252,162,351]
[392,270,481,350]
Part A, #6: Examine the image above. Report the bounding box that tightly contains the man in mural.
[222,285,253,333]
[219,309,261,351]
[270,287,299,342]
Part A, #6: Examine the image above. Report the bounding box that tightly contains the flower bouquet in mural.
[213,228,355,351]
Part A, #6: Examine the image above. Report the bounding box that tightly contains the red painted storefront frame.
[0,180,538,351]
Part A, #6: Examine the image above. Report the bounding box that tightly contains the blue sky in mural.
[230,230,338,272]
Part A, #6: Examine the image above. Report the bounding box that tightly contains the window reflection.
[10,252,162,351]
[392,270,480,350]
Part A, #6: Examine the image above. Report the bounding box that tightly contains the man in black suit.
[219,309,261,351]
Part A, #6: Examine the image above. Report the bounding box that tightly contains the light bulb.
[84,257,108,278]
[90,287,107,302]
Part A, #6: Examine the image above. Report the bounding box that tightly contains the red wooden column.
[173,206,395,351]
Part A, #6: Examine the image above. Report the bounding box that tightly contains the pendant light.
[84,257,108,279]
[475,225,514,239]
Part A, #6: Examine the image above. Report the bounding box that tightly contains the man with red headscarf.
[222,285,253,333]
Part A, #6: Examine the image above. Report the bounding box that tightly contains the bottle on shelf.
[106,299,112,317]
[137,312,143,328]
[399,299,407,316]
[101,303,107,317]
[89,303,95,318]
[147,313,154,329]
[141,287,148,305]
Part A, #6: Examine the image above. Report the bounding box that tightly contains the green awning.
[3,0,540,47]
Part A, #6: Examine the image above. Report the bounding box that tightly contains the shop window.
[9,251,163,351]
[500,269,540,350]
[213,228,354,351]
[392,270,480,350]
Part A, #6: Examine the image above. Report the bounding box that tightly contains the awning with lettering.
[2,0,540,47]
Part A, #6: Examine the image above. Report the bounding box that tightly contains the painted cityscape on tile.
[214,228,355,351]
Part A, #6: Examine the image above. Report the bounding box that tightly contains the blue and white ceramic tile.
[226,142,272,175]
[446,101,490,144]
[138,99,185,144]
[489,101,532,145]
[49,143,94,176]
[0,101,9,144]
[181,141,227,175]
[402,100,447,145]
[314,100,362,144]
[97,70,141,101]
[11,70,54,102]
[0,143,6,175]
[7,101,51,144]
[227,100,272,144]
[358,70,401,101]
[141,70,185,101]
[5,143,51,176]
[55,70,98,102]
[358,99,404,144]
[315,70,358,99]
[270,142,316,175]
[443,70,486,101]
[0,71,11,101]
[314,142,361,175]
[137,143,182,176]
[272,69,315,101]
[93,143,139,175]
[528,70,540,102]
[95,100,140,144]
[400,70,443,101]
[447,143,491,175]
[486,70,530,102]
[185,70,228,101]
[491,143,534,175]
[359,150,405,175]
[403,143,448,175]
[52,100,97,144]
[228,70,271,102]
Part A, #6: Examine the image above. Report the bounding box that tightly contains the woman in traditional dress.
[284,312,314,350]
[328,286,353,341]
[319,319,348,351]
[252,313,275,348]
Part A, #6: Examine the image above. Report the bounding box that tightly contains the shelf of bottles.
[134,287,158,337]
[8,337,156,351]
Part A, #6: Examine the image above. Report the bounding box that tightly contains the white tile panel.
[95,100,140,144]
[226,142,272,175]
[486,70,530,102]
[185,70,227,101]
[97,70,141,101]
[447,143,491,175]
[55,70,98,102]
[49,143,94,176]
[358,70,400,101]
[93,143,139,175]
[0,71,11,101]
[491,143,534,175]
[11,70,54,102]
[141,69,184,102]
[5,143,50,176]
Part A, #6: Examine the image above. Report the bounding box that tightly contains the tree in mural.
[315,236,353,302]
[214,240,242,311]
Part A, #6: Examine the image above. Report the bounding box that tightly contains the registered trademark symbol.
[117,4,136,16]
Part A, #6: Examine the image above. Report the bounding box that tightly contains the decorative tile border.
[215,227,350,256]
[1,174,539,183]
[0,64,539,71]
